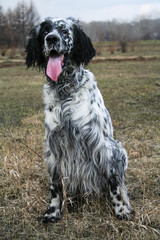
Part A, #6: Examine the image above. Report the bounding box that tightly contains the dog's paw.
[38,207,62,224]
[115,205,135,220]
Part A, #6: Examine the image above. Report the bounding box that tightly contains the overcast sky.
[1,0,160,22]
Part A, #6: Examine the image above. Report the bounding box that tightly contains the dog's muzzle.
[46,34,60,46]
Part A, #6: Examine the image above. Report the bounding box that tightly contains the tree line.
[81,18,160,52]
[0,1,40,49]
[81,18,160,42]
[0,1,160,51]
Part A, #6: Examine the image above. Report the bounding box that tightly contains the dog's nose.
[46,34,60,44]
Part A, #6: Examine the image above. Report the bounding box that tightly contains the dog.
[26,17,134,223]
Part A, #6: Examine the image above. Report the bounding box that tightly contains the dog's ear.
[26,25,46,69]
[71,24,96,65]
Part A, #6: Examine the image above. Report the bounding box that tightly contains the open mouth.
[46,50,64,82]
[49,49,61,57]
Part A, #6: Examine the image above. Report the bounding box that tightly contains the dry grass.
[94,40,160,58]
[0,45,160,239]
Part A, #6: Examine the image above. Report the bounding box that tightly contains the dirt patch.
[0,56,160,68]
[0,60,25,68]
[92,56,160,63]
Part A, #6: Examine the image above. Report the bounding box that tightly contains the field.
[0,41,160,239]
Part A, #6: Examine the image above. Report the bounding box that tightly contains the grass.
[0,66,44,127]
[0,42,160,239]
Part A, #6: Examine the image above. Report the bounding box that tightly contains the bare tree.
[106,20,119,41]
[5,9,16,48]
[0,1,40,49]
[13,1,40,47]
[0,5,5,47]
[81,21,107,42]
[117,23,131,52]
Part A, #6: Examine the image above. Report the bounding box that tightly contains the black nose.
[46,34,60,44]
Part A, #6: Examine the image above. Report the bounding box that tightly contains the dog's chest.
[43,85,88,131]
[43,82,113,139]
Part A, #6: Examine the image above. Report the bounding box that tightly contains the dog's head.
[26,17,96,82]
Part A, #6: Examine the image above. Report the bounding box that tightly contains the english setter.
[26,17,134,223]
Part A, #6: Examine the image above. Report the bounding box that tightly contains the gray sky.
[1,0,160,22]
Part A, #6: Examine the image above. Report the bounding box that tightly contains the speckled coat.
[26,17,134,223]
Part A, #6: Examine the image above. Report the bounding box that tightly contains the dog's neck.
[47,62,88,100]
[57,63,86,100]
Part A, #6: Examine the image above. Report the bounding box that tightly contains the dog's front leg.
[41,168,63,223]
[41,103,64,223]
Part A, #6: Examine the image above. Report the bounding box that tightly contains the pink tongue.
[46,56,62,82]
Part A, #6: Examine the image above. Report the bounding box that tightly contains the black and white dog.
[26,17,134,223]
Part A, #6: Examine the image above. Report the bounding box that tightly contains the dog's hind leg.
[109,178,134,220]
[107,140,135,220]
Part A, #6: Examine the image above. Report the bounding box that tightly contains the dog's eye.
[42,28,50,35]
[43,30,49,35]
